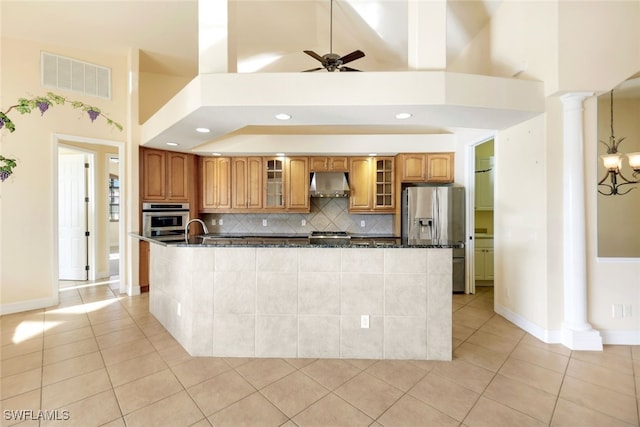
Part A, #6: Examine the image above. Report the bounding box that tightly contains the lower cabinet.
[139,240,150,292]
[474,239,494,281]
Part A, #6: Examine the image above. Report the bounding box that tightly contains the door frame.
[53,134,125,295]
[465,135,496,295]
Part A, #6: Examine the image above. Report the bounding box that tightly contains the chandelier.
[598,90,640,196]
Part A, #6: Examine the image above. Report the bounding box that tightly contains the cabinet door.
[474,248,485,280]
[348,157,373,211]
[310,157,328,172]
[200,157,218,210]
[246,157,263,210]
[426,153,454,183]
[201,157,231,210]
[286,157,310,212]
[232,157,263,210]
[232,158,249,209]
[264,158,285,210]
[328,157,348,172]
[141,149,166,200]
[475,157,494,210]
[139,240,150,291]
[373,157,395,211]
[167,152,191,201]
[485,248,494,280]
[400,154,427,182]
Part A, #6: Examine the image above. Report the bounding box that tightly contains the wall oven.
[142,202,189,241]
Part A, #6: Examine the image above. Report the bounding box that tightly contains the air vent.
[41,52,111,99]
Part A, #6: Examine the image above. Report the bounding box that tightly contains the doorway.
[58,147,91,281]
[473,140,495,290]
[55,135,124,294]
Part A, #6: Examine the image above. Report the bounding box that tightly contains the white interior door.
[59,153,88,280]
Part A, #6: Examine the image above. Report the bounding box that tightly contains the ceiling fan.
[302,0,365,72]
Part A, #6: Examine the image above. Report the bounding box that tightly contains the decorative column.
[560,93,603,351]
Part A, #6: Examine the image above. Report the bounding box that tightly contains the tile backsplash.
[201,198,393,235]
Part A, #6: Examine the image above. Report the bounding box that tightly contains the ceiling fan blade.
[304,50,325,63]
[302,67,324,72]
[339,50,365,65]
[339,66,362,72]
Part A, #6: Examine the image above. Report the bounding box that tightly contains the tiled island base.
[149,245,452,360]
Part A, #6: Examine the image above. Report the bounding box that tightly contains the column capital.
[560,92,594,107]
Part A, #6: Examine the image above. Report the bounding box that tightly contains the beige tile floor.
[1,284,639,427]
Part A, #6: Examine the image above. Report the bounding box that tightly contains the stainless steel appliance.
[309,172,350,197]
[402,186,466,293]
[142,202,189,241]
[308,230,351,245]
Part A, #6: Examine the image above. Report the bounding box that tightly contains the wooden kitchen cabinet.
[139,240,150,292]
[397,152,454,183]
[309,156,348,172]
[348,157,394,213]
[199,156,232,211]
[285,156,310,212]
[232,157,263,210]
[426,152,454,183]
[141,148,195,202]
[398,153,427,182]
[263,156,310,212]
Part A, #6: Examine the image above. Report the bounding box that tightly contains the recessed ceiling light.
[395,112,412,120]
[166,142,179,147]
[275,113,291,120]
[368,153,377,157]
[211,152,222,156]
[276,153,285,157]
[196,127,211,133]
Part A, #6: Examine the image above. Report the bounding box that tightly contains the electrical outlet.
[301,219,306,226]
[262,219,268,227]
[360,314,370,328]
[360,220,366,228]
[624,305,633,317]
[211,219,217,226]
[219,218,223,226]
[612,304,623,318]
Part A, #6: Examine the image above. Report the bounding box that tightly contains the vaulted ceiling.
[1,0,501,77]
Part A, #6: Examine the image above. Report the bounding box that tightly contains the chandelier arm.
[616,170,640,185]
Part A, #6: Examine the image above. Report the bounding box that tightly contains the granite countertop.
[131,233,463,249]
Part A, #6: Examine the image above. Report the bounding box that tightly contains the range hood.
[309,172,350,198]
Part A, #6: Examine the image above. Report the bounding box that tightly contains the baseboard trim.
[494,303,562,343]
[495,303,640,346]
[0,296,59,316]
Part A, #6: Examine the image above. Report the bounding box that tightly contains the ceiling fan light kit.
[302,0,365,72]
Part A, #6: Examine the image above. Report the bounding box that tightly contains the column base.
[561,326,603,351]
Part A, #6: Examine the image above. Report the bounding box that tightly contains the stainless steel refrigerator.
[401,186,466,293]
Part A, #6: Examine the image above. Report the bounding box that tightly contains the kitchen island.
[140,235,456,361]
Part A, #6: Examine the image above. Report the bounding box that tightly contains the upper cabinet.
[264,157,310,212]
[232,157,263,210]
[199,156,231,211]
[397,152,454,183]
[141,148,195,202]
[475,156,494,210]
[349,157,395,213]
[309,156,349,172]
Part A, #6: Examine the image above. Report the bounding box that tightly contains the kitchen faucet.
[185,218,209,244]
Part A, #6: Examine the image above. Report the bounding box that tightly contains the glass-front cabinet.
[264,158,285,209]
[374,158,394,210]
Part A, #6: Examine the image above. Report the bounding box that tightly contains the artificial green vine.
[0,92,123,181]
